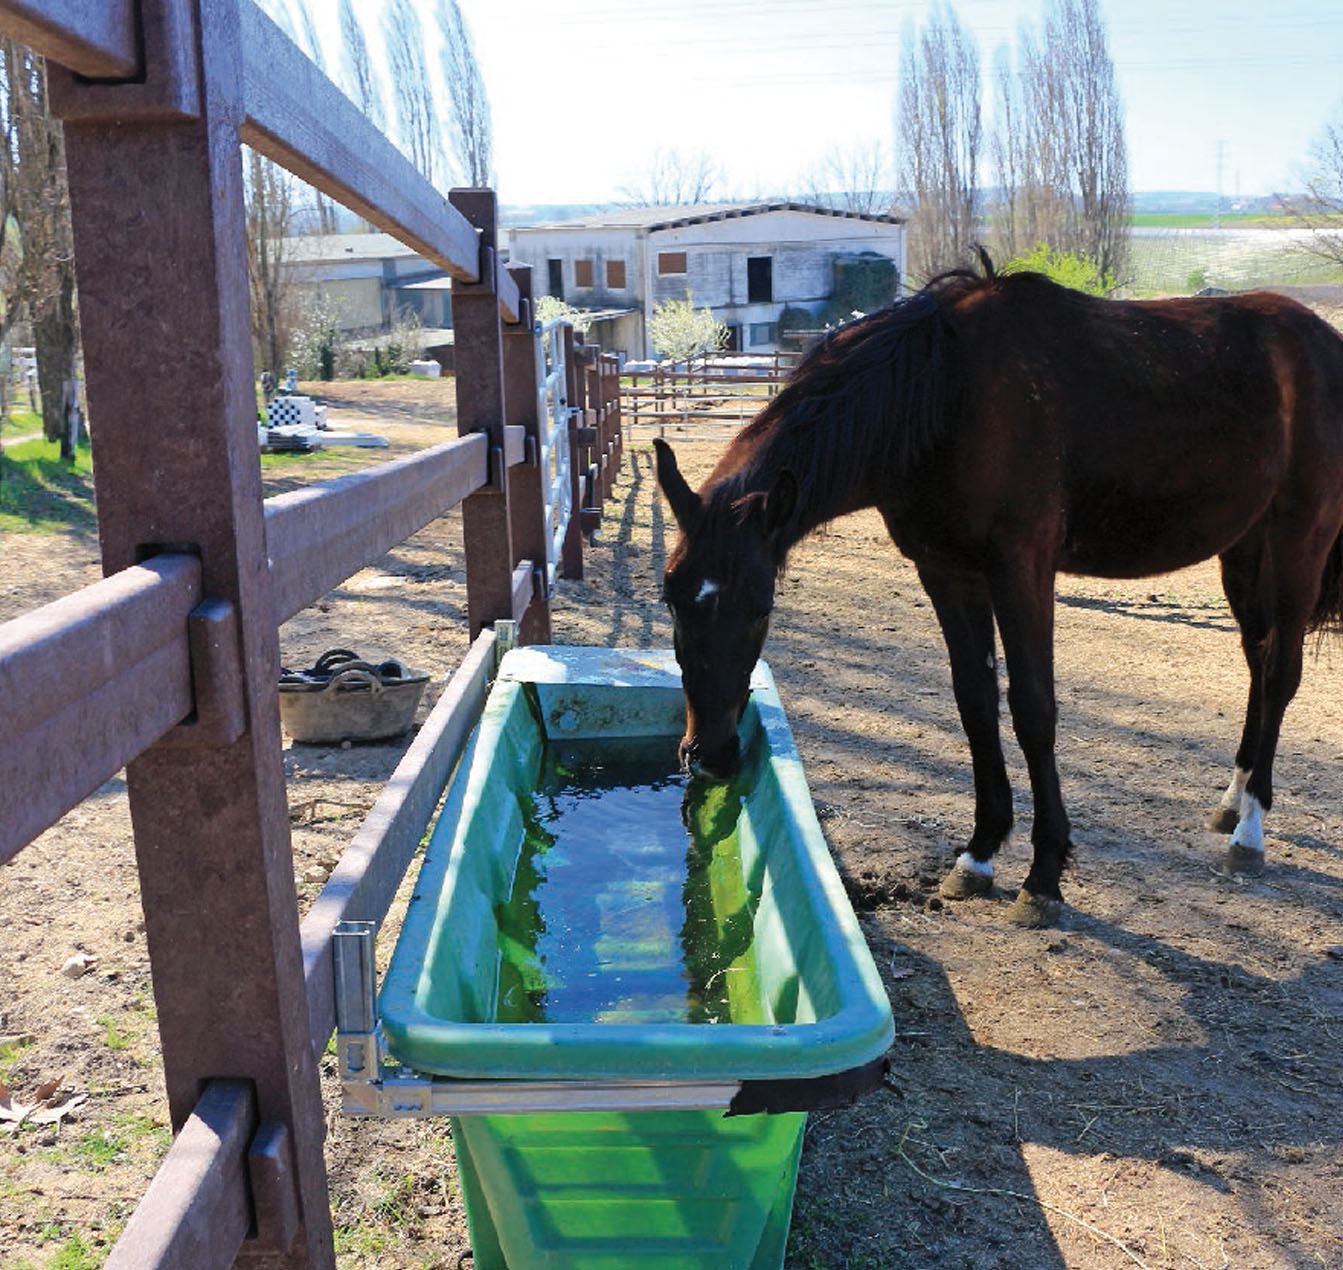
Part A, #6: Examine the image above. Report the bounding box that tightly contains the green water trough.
[369,646,894,1269]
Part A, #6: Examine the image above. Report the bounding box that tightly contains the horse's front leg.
[916,567,1014,901]
[989,560,1072,927]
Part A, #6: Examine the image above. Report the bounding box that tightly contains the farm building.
[507,201,906,359]
[280,232,455,366]
[282,232,453,332]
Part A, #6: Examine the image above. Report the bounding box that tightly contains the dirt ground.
[4,377,1343,1268]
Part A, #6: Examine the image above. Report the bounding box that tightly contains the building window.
[547,259,563,298]
[747,256,773,303]
[749,321,778,347]
[657,251,687,275]
[574,259,594,288]
[606,259,627,289]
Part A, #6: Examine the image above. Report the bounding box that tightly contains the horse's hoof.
[1223,843,1265,875]
[1205,805,1240,834]
[1007,890,1063,928]
[940,865,993,900]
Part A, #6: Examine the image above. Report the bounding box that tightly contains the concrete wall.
[506,227,642,310]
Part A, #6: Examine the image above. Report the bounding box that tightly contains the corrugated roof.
[513,201,903,233]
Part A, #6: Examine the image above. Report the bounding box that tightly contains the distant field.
[1121,225,1343,296]
[1128,212,1287,229]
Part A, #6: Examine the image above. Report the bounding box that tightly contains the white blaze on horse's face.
[661,537,774,780]
[653,436,779,779]
[664,562,772,779]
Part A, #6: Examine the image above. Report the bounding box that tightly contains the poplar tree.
[895,2,982,279]
[992,0,1129,282]
[435,0,494,187]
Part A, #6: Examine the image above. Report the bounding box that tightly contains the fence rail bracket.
[158,598,247,748]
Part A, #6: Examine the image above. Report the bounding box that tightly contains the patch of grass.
[38,1230,98,1270]
[0,1034,37,1085]
[51,1114,166,1176]
[0,437,96,534]
[371,1169,419,1226]
[95,1015,132,1052]
[332,1165,455,1258]
[64,1128,126,1172]
[2,406,42,440]
[110,1111,170,1155]
[258,449,326,468]
[333,1218,394,1258]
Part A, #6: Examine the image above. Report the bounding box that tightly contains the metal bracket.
[493,620,518,663]
[328,916,887,1120]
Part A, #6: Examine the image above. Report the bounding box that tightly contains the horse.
[653,257,1343,927]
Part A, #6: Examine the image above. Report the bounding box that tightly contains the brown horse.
[654,259,1343,926]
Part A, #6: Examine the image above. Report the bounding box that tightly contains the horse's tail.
[1310,526,1343,634]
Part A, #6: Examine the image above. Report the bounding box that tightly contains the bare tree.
[385,0,441,184]
[338,0,385,131]
[1279,104,1343,269]
[796,142,894,215]
[993,0,1128,280]
[435,0,493,187]
[992,27,1068,261]
[620,148,721,207]
[278,2,339,234]
[245,147,302,376]
[1046,0,1129,280]
[1,40,80,457]
[895,2,982,280]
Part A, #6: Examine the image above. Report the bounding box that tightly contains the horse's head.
[654,438,797,779]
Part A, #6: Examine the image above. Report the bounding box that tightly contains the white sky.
[296,0,1343,206]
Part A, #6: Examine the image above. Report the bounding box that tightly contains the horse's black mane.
[720,257,991,531]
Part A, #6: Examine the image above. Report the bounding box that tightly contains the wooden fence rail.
[0,1,616,1265]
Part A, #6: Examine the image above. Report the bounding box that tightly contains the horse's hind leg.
[1226,518,1335,873]
[915,567,1014,901]
[1209,535,1269,836]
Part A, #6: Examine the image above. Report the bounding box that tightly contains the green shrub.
[1000,243,1116,297]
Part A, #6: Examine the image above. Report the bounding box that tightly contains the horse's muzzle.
[679,732,740,780]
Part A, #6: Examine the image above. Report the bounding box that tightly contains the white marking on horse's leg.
[1229,793,1266,854]
[955,850,994,879]
[1219,766,1251,813]
[695,578,720,604]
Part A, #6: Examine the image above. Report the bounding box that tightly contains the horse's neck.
[742,421,879,550]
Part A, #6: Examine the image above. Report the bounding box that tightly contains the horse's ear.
[763,468,798,539]
[653,438,701,530]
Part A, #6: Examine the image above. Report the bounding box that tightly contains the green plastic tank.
[380,647,893,1269]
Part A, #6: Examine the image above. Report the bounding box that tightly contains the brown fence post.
[49,3,333,1263]
[501,262,551,644]
[560,325,585,578]
[450,188,518,639]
